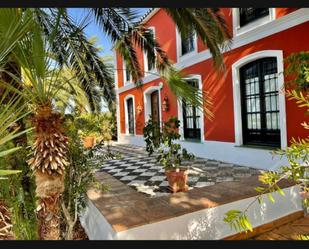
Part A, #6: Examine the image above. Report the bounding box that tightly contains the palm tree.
[3,20,84,239]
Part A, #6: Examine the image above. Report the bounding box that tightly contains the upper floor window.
[144,27,156,75]
[232,8,275,36]
[181,31,195,56]
[123,58,132,84]
[239,8,270,27]
[176,27,197,61]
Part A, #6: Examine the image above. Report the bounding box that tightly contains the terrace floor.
[84,143,296,238]
[95,144,262,197]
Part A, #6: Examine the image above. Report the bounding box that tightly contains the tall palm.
[3,20,79,239]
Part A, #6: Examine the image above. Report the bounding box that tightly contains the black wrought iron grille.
[127,98,134,135]
[147,29,155,71]
[240,57,280,147]
[239,8,269,27]
[182,80,201,140]
[181,31,195,56]
[125,67,130,82]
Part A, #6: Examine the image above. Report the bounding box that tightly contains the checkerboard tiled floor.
[96,144,262,197]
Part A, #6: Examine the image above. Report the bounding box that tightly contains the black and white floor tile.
[96,144,262,197]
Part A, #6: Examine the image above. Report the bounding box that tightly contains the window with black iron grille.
[182,80,201,141]
[126,98,134,135]
[181,31,195,56]
[147,29,155,71]
[239,8,269,27]
[125,67,131,82]
[240,57,280,147]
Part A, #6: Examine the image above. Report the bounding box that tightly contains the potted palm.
[144,117,195,193]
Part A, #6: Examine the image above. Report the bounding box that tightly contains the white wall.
[81,186,302,240]
[80,199,117,240]
[117,134,287,170]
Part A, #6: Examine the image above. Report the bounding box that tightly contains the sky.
[68,8,150,58]
[67,8,150,111]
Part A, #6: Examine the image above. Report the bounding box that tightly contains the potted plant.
[144,117,195,193]
[75,114,100,148]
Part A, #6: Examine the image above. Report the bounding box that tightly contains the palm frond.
[0,8,33,65]
[33,8,115,112]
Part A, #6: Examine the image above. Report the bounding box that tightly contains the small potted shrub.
[144,117,195,193]
[75,114,100,148]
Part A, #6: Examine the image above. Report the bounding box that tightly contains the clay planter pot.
[83,136,95,148]
[165,168,189,193]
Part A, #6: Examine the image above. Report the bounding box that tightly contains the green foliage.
[297,234,309,240]
[143,117,161,156]
[0,146,38,240]
[285,51,309,90]
[61,116,113,239]
[223,210,252,233]
[143,117,195,170]
[74,112,114,141]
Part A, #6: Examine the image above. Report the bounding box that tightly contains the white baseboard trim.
[117,134,288,170]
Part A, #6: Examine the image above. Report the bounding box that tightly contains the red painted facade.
[116,8,309,147]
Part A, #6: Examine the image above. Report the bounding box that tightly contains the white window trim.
[177,75,204,142]
[122,58,133,85]
[143,84,163,127]
[233,8,276,37]
[176,27,198,63]
[232,50,287,149]
[124,94,136,135]
[143,27,158,77]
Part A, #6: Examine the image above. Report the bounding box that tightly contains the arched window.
[240,57,280,147]
[124,95,135,135]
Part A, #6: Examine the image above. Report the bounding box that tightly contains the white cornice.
[140,8,160,24]
[116,8,309,94]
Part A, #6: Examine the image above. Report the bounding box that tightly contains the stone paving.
[96,143,262,197]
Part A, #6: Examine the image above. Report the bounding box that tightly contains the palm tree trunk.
[27,105,69,240]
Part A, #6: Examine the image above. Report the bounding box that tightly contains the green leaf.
[243,218,253,232]
[0,147,21,158]
[277,187,285,197]
[268,193,275,203]
[0,169,22,176]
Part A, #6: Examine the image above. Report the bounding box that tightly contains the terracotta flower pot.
[165,168,189,193]
[83,136,95,148]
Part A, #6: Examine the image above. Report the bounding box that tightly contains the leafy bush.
[143,117,194,170]
[61,116,112,240]
[74,112,115,144]
[0,146,38,240]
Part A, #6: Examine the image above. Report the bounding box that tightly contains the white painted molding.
[232,8,276,37]
[143,85,162,125]
[123,94,136,135]
[116,8,309,94]
[177,75,204,142]
[231,50,287,149]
